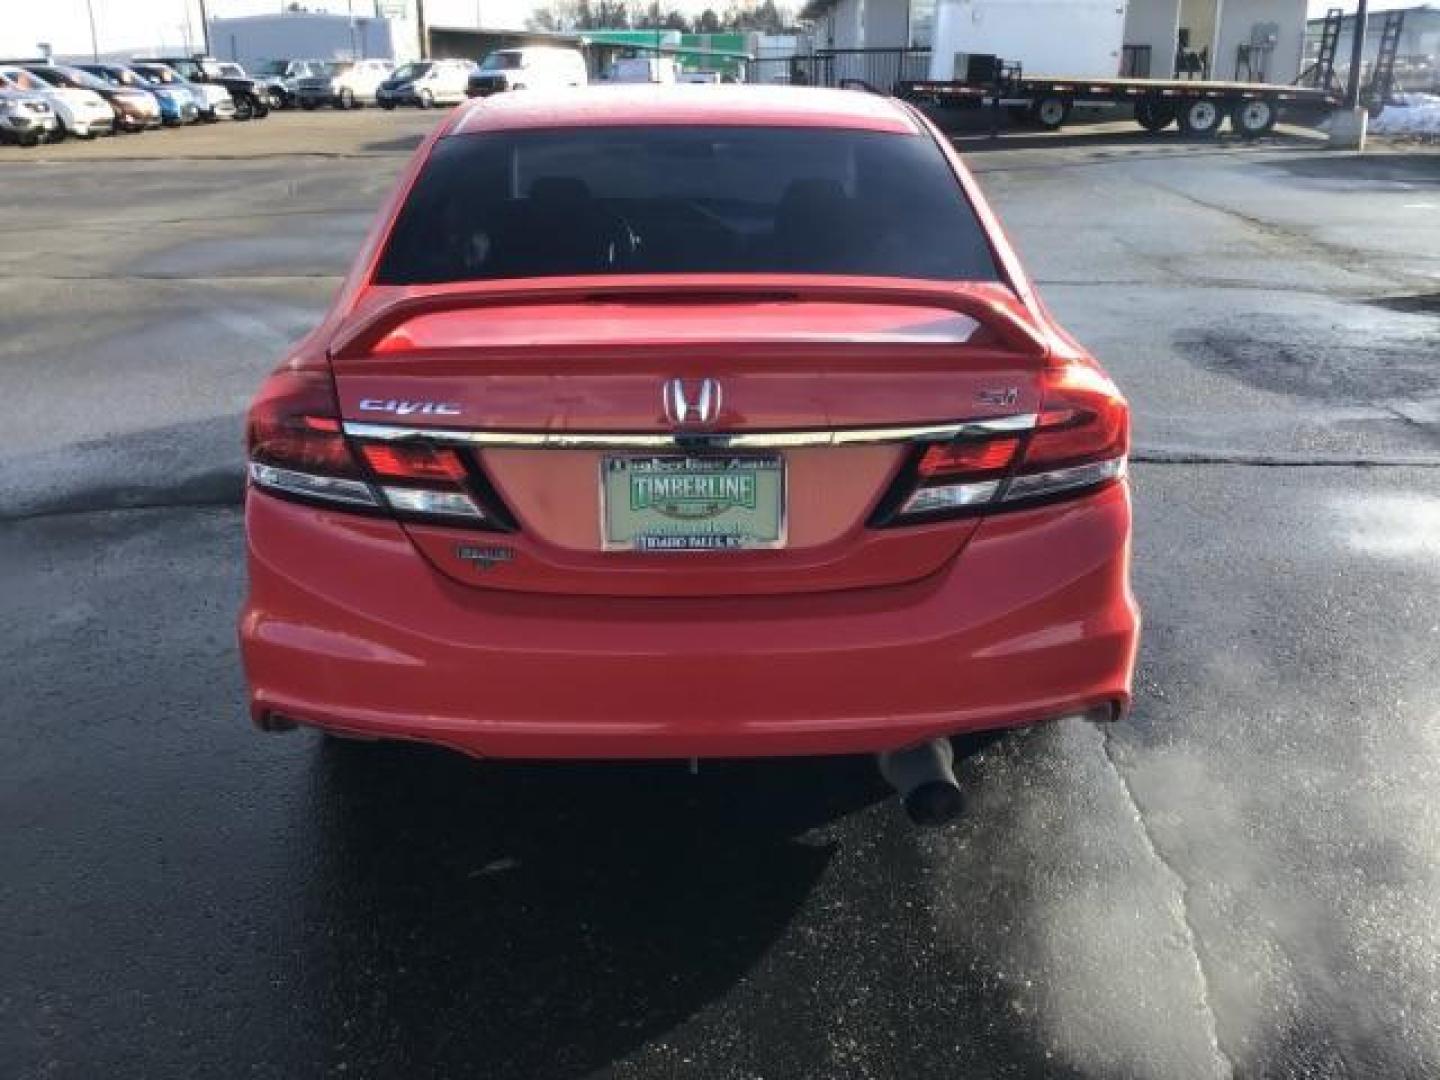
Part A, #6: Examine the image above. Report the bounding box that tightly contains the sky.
[0,0,1418,66]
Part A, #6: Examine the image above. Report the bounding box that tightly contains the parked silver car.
[295,59,394,109]
[376,59,475,109]
[0,87,59,146]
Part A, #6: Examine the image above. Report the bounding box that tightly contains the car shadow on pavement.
[298,740,889,1077]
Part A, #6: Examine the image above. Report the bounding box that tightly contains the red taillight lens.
[917,437,1020,479]
[1021,364,1129,473]
[245,370,359,477]
[358,443,469,482]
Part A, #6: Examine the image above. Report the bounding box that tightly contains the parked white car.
[295,59,395,109]
[377,60,475,109]
[466,48,587,97]
[0,65,113,138]
[0,87,59,146]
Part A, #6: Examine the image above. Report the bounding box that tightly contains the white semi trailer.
[928,0,1127,81]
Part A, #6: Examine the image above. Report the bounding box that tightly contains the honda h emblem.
[663,378,723,427]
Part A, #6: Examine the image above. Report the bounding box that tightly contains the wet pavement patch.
[1176,308,1440,403]
[1259,151,1440,189]
[1367,291,1440,316]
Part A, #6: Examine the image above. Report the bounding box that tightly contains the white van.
[606,57,679,84]
[466,48,588,97]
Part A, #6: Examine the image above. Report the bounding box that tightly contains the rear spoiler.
[329,277,1051,361]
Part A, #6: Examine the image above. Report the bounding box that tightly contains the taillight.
[1004,363,1129,503]
[356,440,487,522]
[246,370,377,508]
[879,363,1128,525]
[244,370,495,525]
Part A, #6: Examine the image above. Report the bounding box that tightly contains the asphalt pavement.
[2,111,1439,1079]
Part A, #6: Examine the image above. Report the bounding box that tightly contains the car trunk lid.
[330,278,1048,597]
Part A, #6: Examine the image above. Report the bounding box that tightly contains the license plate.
[602,455,786,552]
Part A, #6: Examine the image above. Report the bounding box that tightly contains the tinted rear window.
[375,126,1001,285]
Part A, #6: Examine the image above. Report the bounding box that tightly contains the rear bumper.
[240,483,1139,759]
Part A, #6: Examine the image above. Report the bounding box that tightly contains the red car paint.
[239,86,1139,758]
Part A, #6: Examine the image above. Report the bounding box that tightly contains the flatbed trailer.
[896,73,1345,138]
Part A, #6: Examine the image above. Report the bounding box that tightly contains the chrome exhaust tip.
[877,738,964,827]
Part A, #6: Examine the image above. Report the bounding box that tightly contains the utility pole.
[197,0,213,56]
[1344,0,1369,109]
[85,0,100,61]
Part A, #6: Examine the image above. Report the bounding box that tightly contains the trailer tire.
[1029,96,1071,131]
[1232,98,1277,138]
[1135,99,1177,132]
[1178,98,1224,138]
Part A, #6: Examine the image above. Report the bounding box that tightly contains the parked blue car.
[79,64,199,125]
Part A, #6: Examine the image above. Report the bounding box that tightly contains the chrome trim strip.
[342,414,1038,450]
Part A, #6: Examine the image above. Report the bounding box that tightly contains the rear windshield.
[376,126,1000,285]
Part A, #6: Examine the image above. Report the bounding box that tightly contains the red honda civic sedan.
[239,86,1138,817]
